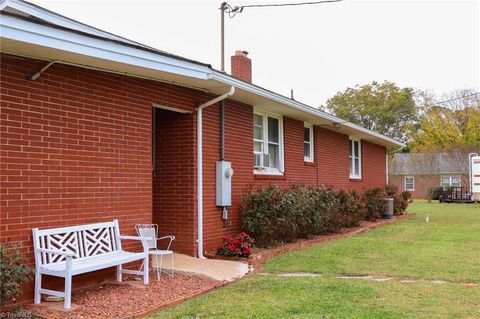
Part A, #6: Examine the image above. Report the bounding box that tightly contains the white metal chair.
[135,224,175,281]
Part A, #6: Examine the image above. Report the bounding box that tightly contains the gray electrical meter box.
[216,161,233,206]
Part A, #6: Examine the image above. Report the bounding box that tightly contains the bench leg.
[117,265,122,282]
[143,254,149,285]
[34,271,42,304]
[64,275,72,309]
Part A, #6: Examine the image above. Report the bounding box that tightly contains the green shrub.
[240,185,399,247]
[385,185,412,215]
[336,189,365,227]
[310,187,342,234]
[363,187,386,220]
[240,185,292,247]
[398,190,412,214]
[0,244,34,306]
[241,185,339,247]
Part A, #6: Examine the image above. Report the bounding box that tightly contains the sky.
[28,0,480,107]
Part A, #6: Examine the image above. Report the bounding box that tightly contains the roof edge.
[210,71,405,148]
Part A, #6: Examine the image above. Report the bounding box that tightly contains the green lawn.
[262,200,480,282]
[151,201,480,319]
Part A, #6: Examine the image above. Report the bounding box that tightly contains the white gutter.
[0,13,211,79]
[197,86,235,258]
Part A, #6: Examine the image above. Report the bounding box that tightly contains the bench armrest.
[36,248,75,257]
[119,235,151,253]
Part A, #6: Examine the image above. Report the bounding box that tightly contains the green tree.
[407,106,480,151]
[323,81,417,141]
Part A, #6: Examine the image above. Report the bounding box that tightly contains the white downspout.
[197,86,235,258]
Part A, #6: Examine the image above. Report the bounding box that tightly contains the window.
[441,176,461,187]
[451,177,461,187]
[404,176,415,191]
[304,123,314,162]
[253,111,284,173]
[349,137,361,178]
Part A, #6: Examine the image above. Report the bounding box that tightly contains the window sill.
[304,161,315,166]
[349,177,363,182]
[254,168,283,175]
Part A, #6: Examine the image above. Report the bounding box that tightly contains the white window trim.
[304,123,314,162]
[404,176,415,191]
[253,109,284,175]
[440,176,462,187]
[349,137,362,179]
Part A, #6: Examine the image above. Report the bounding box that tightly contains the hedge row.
[240,185,411,247]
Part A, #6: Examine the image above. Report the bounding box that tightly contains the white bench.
[32,219,150,309]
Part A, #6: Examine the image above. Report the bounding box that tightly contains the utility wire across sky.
[219,0,344,70]
[223,0,343,17]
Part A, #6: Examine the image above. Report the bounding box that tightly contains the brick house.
[388,152,473,199]
[0,0,403,300]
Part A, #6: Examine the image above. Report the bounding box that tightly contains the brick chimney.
[231,50,252,83]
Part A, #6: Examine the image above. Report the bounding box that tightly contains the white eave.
[0,0,404,149]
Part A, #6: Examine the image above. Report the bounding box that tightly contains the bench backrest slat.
[33,220,121,266]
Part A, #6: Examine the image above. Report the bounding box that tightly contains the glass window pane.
[254,153,262,167]
[354,158,360,175]
[405,177,414,189]
[304,143,310,158]
[441,177,450,186]
[350,158,354,175]
[268,143,279,169]
[304,127,310,142]
[268,117,279,143]
[253,114,263,140]
[254,114,263,126]
[254,141,263,153]
[349,140,353,156]
[354,140,359,157]
[451,177,461,186]
[254,126,263,140]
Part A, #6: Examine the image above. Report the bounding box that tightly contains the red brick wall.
[152,108,196,255]
[0,54,156,246]
[201,101,254,253]
[0,54,155,300]
[389,174,466,199]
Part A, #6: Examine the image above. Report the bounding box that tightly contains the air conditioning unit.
[383,198,394,219]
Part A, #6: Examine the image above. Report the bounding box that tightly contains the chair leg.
[116,265,122,282]
[171,253,174,276]
[34,271,42,304]
[157,255,163,281]
[64,275,72,310]
[143,254,149,285]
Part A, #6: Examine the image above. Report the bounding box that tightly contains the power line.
[223,0,343,17]
[241,0,344,9]
[424,92,480,108]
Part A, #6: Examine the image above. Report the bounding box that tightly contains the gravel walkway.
[28,273,221,319]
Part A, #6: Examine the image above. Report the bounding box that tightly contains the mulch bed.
[27,274,225,319]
